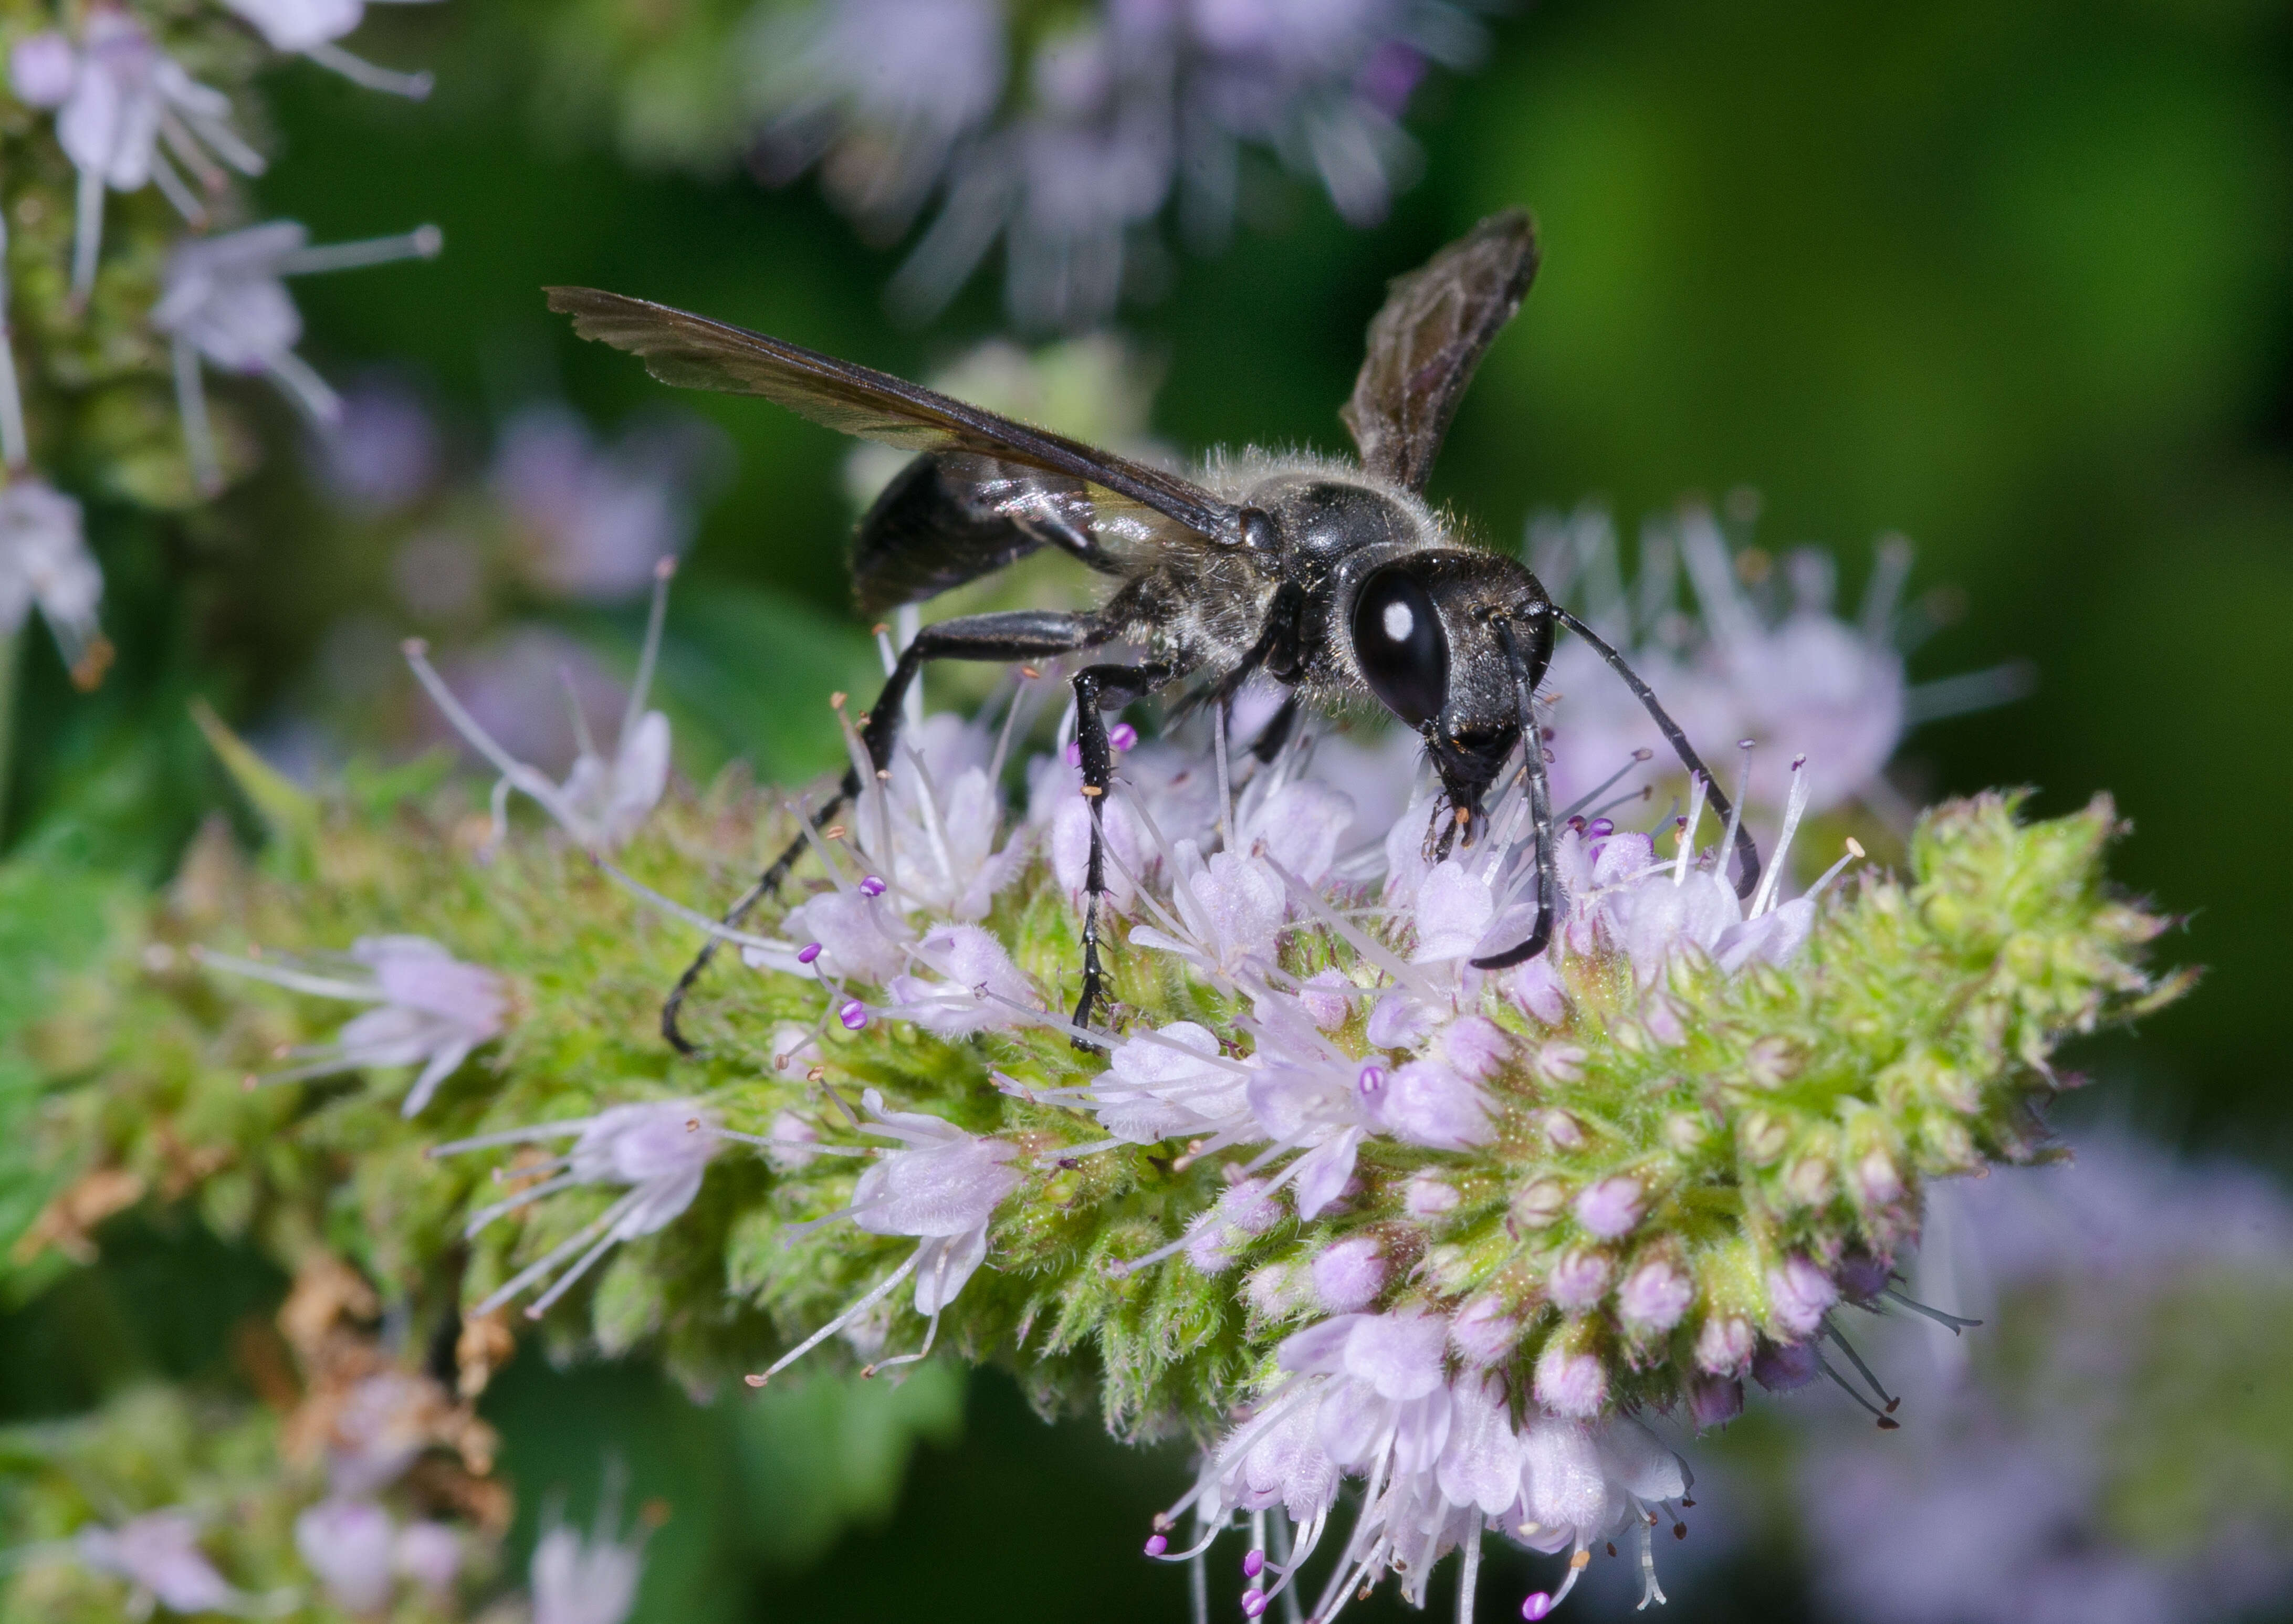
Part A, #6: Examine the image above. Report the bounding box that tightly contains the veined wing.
[1339,209,1540,492]
[546,287,1241,543]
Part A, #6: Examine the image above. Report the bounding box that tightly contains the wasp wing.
[1339,209,1540,492]
[852,452,1138,616]
[546,287,1240,543]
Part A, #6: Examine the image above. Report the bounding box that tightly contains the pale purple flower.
[1786,1137,2293,1624]
[882,921,1043,1036]
[391,1522,461,1598]
[530,1508,647,1624]
[1130,841,1287,981]
[73,1511,249,1616]
[1032,738,1220,913]
[1503,1416,1690,1611]
[195,934,506,1117]
[1532,502,2027,820]
[295,1497,396,1615]
[861,709,1033,921]
[1310,1235,1388,1312]
[321,377,441,512]
[754,0,1489,329]
[1363,1056,1489,1150]
[1572,1176,1645,1241]
[323,1369,437,1495]
[404,563,674,852]
[1185,1176,1285,1273]
[1616,1257,1693,1335]
[0,478,104,684]
[1767,1254,1839,1339]
[492,406,717,603]
[1295,968,1356,1031]
[219,0,438,99]
[435,1099,723,1320]
[1546,1248,1611,1312]
[1694,1314,1754,1378]
[1083,1019,1254,1146]
[18,9,268,299]
[1166,1308,1695,1619]
[1234,773,1356,892]
[153,221,442,493]
[749,1089,1019,1384]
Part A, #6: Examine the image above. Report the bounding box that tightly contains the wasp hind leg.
[659,609,1107,1056]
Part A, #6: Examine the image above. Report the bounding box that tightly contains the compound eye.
[1352,565,1449,728]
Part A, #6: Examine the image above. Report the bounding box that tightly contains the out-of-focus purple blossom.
[1779,1136,2293,1624]
[194,934,506,1117]
[220,0,438,99]
[72,1511,249,1615]
[321,377,441,514]
[529,1505,647,1624]
[17,11,267,298]
[750,0,1495,329]
[391,1520,462,1598]
[492,406,723,603]
[1531,504,2028,820]
[153,221,442,493]
[294,1496,397,1614]
[0,477,106,686]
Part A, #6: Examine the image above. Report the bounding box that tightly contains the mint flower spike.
[219,0,442,100]
[193,935,505,1116]
[154,220,445,494]
[744,1088,1020,1387]
[431,1099,724,1319]
[402,557,675,852]
[8,13,268,299]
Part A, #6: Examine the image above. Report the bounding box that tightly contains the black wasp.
[547,209,1760,1055]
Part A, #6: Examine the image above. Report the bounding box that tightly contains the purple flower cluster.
[750,0,1498,328]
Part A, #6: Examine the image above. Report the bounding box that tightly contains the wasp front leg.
[1070,658,1175,1041]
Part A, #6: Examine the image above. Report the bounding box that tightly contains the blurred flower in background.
[758,0,1499,327]
[1529,500,2033,827]
[1763,1135,2293,1624]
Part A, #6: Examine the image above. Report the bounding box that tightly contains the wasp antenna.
[1549,605,1761,902]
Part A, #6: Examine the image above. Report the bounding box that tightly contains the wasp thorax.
[1246,475,1426,578]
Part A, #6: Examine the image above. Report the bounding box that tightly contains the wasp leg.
[1469,621,1558,970]
[1070,656,1177,1042]
[660,608,1106,1056]
[1549,604,1762,902]
[1248,693,1301,764]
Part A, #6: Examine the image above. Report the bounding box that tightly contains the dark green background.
[9,1,2290,1619]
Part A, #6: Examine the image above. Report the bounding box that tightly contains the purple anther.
[1241,1592,1268,1618]
[858,875,887,898]
[1522,1593,1555,1621]
[796,942,823,966]
[839,1000,868,1031]
[1110,721,1139,751]
[1355,1064,1386,1099]
[1587,818,1615,839]
[1567,815,1587,834]
[1065,741,1083,767]
[1242,1549,1265,1579]
[1143,1535,1169,1557]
